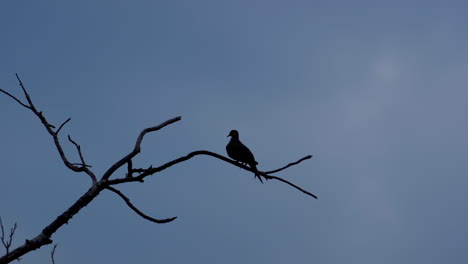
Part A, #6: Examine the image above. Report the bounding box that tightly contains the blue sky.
[1,1,468,263]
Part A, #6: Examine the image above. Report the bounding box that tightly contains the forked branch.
[0,74,96,184]
[0,74,317,264]
[100,116,182,181]
[108,151,317,199]
[0,218,17,256]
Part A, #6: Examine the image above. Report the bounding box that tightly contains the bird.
[226,129,264,183]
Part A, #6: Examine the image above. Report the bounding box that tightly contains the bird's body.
[226,130,263,183]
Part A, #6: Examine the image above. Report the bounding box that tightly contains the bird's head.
[227,129,239,138]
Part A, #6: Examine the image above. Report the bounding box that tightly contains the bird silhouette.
[226,129,264,183]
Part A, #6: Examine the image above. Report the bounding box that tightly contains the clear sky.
[1,1,468,263]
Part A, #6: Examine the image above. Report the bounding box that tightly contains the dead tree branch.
[106,187,177,223]
[0,74,316,263]
[0,184,101,264]
[101,116,182,182]
[0,114,182,263]
[107,151,318,199]
[0,74,97,184]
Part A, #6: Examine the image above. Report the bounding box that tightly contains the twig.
[16,73,34,108]
[266,175,317,199]
[106,187,177,223]
[0,89,31,109]
[265,155,313,174]
[67,135,87,167]
[50,244,58,264]
[67,135,97,184]
[0,218,17,255]
[56,118,71,135]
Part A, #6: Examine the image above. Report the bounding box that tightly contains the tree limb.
[107,151,318,199]
[0,185,103,264]
[0,74,97,182]
[0,74,317,264]
[106,187,177,223]
[100,116,182,181]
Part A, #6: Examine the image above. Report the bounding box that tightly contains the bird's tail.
[250,163,263,184]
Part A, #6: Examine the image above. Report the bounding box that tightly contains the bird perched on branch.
[226,129,264,183]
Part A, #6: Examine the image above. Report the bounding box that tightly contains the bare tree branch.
[100,116,182,181]
[0,184,102,264]
[1,74,317,263]
[107,151,318,199]
[68,135,97,184]
[0,74,96,180]
[106,187,177,224]
[0,218,17,256]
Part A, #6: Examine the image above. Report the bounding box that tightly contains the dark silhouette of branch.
[107,151,318,199]
[100,116,182,181]
[0,74,317,263]
[0,74,96,181]
[0,114,183,263]
[0,218,17,256]
[67,135,96,184]
[50,244,58,264]
[56,118,71,135]
[106,187,177,223]
[0,89,30,109]
[265,155,313,174]
[126,160,133,178]
[265,175,317,199]
[0,185,101,264]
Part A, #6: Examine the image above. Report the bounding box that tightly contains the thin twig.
[68,135,97,184]
[0,217,17,255]
[16,73,34,109]
[67,135,86,166]
[266,175,318,199]
[265,155,313,174]
[106,186,177,223]
[56,118,71,135]
[50,244,58,264]
[0,89,31,109]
